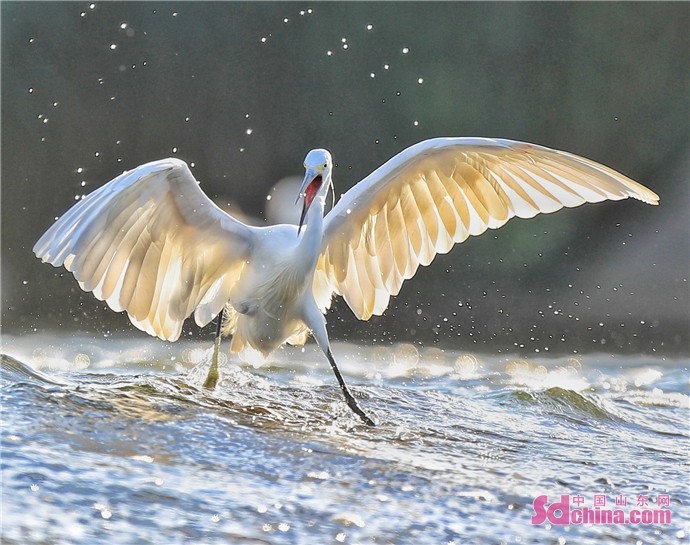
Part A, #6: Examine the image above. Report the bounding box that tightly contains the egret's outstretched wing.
[313,138,659,319]
[34,158,254,341]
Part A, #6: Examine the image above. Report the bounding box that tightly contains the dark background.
[2,2,688,356]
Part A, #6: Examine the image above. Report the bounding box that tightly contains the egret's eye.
[323,163,328,168]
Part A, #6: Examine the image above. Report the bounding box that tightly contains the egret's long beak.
[296,168,323,235]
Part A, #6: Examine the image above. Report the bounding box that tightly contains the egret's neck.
[297,195,325,268]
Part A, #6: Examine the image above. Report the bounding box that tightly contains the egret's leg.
[303,304,374,425]
[325,347,375,426]
[203,308,224,389]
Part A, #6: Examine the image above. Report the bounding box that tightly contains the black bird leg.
[325,348,375,426]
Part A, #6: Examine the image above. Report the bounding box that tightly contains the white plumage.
[312,138,658,320]
[34,137,659,424]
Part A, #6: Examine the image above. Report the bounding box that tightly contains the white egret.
[34,138,659,425]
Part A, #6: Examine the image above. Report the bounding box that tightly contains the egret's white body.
[34,138,659,424]
[226,219,320,356]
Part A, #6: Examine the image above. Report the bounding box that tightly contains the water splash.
[2,335,688,544]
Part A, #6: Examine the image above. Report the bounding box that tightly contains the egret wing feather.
[316,137,659,319]
[34,158,254,341]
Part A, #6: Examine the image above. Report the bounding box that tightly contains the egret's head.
[297,148,333,233]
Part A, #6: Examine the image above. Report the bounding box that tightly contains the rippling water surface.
[2,334,688,545]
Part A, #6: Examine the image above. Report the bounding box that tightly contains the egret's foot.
[325,347,375,426]
[341,389,375,427]
[202,363,219,390]
[203,330,223,390]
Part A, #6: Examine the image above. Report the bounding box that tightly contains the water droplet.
[383,64,390,70]
[172,12,178,17]
[22,280,28,285]
[341,37,347,43]
[89,3,95,10]
[266,195,272,201]
[52,101,58,107]
[402,47,410,54]
[172,147,178,153]
[190,162,195,168]
[28,87,33,93]
[94,151,100,157]
[81,181,86,187]
[342,43,348,50]
[283,17,289,23]
[184,116,190,122]
[110,44,117,50]
[370,72,375,78]
[366,24,373,31]
[74,353,90,367]
[413,120,419,126]
[246,128,253,135]
[42,118,49,124]
[326,50,332,56]
[307,8,312,13]
[417,77,424,84]
[120,22,127,29]
[260,36,267,43]
[77,167,84,173]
